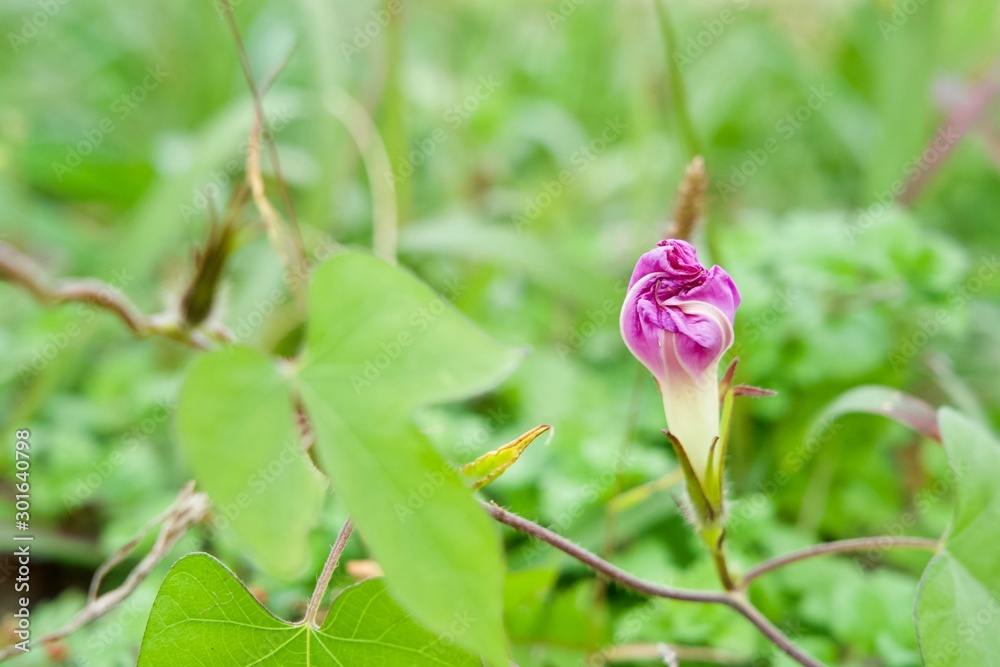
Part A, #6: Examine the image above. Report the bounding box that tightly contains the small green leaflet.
[460,424,550,490]
[137,553,479,666]
[915,408,1000,666]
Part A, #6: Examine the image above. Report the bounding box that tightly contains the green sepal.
[663,430,718,527]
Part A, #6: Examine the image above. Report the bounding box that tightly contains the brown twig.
[301,519,355,628]
[0,242,212,350]
[741,535,940,587]
[245,117,308,305]
[482,501,825,667]
[217,0,309,299]
[484,500,727,604]
[0,243,143,332]
[0,484,209,662]
[723,594,822,667]
[217,0,302,239]
[86,490,200,601]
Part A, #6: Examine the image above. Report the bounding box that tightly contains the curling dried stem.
[0,242,214,349]
[217,0,309,302]
[0,484,209,662]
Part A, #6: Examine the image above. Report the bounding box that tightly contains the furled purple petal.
[620,240,740,381]
[628,239,704,291]
[683,266,740,323]
[620,274,669,384]
[668,300,735,380]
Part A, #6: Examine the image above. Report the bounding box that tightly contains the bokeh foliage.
[1,0,999,665]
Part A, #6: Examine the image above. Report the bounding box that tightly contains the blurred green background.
[1,0,999,664]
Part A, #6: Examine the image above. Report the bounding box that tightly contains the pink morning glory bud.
[620,239,740,482]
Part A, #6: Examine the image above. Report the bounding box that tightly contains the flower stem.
[710,540,738,591]
[482,500,826,667]
[741,535,940,588]
[725,593,824,667]
[699,522,738,591]
[483,501,728,605]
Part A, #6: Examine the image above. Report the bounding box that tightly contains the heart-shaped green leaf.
[296,253,523,664]
[137,553,479,666]
[460,425,550,490]
[178,346,325,579]
[915,408,1000,666]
